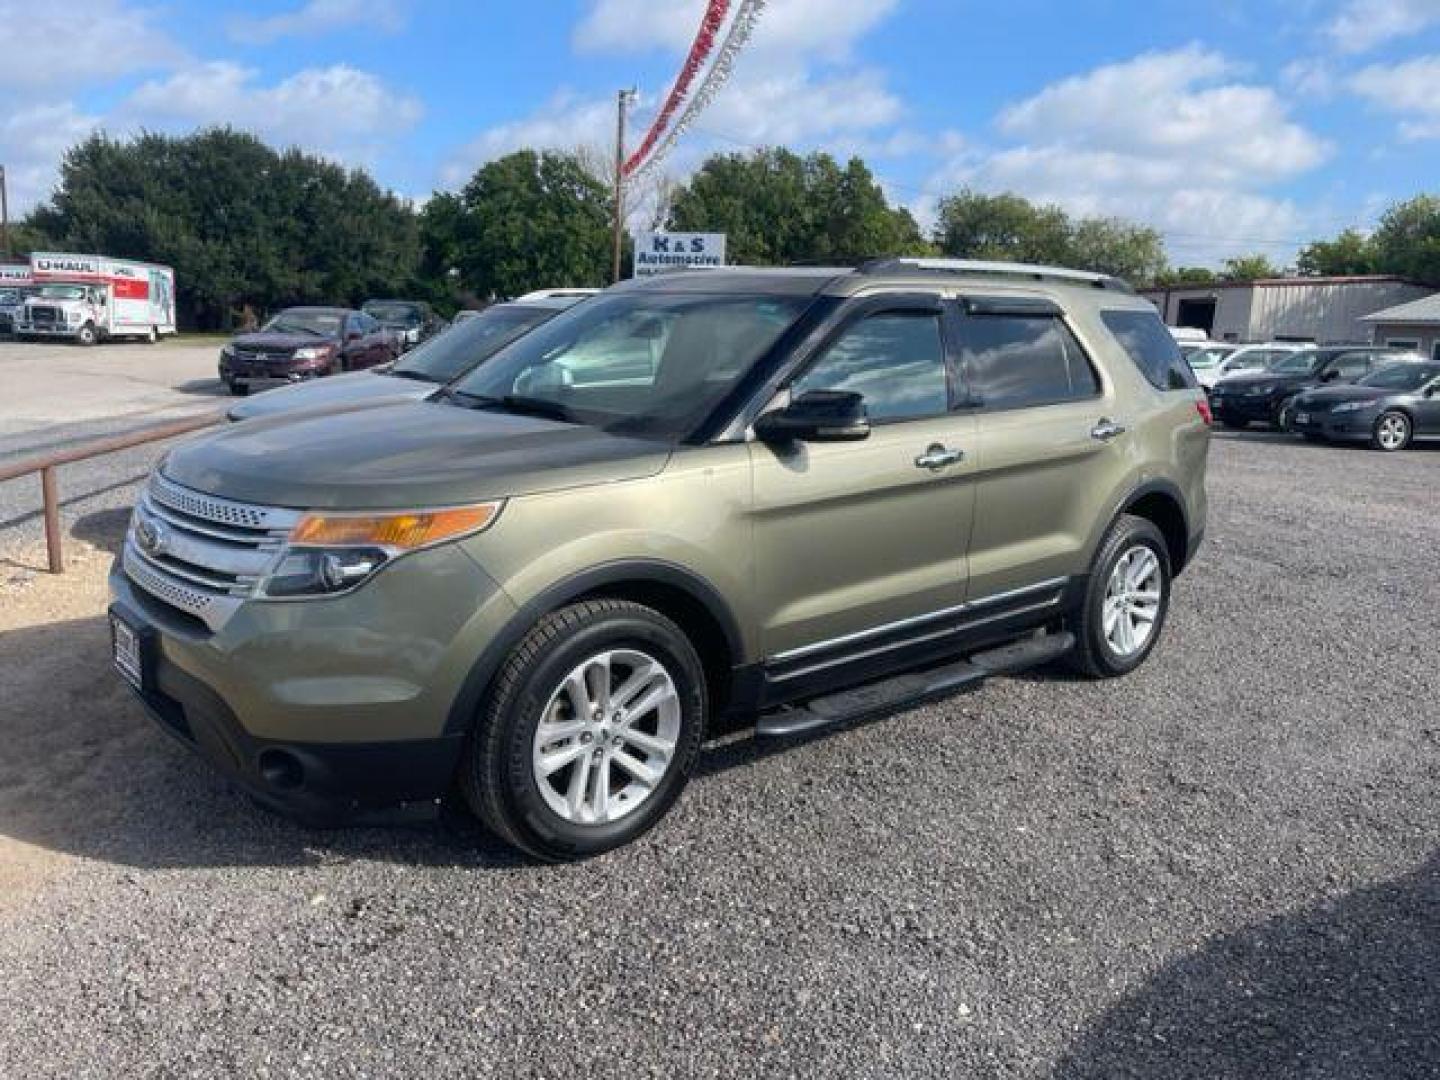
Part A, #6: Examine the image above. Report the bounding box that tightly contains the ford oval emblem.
[136,518,168,556]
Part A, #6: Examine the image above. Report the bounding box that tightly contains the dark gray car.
[227,296,584,421]
[1290,361,1440,450]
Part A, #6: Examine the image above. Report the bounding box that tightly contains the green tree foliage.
[1151,266,1219,286]
[1296,228,1377,277]
[24,128,419,328]
[667,149,929,265]
[1370,195,1440,283]
[451,151,612,299]
[932,190,1167,283]
[1221,254,1281,281]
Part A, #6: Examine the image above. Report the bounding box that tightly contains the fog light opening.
[257,748,306,791]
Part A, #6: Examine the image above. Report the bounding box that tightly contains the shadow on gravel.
[0,613,528,872]
[1053,854,1440,1079]
[1214,430,1440,452]
[0,471,149,533]
[174,378,226,397]
[71,507,132,555]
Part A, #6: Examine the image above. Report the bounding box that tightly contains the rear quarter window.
[1101,310,1197,391]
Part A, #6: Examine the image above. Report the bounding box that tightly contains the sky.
[4,0,1440,267]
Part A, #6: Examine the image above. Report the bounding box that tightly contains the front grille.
[28,305,61,324]
[124,475,302,632]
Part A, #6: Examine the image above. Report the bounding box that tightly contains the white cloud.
[439,91,618,188]
[1349,55,1440,139]
[1326,0,1440,53]
[0,0,182,90]
[227,0,409,45]
[921,46,1331,267]
[575,0,897,60]
[122,62,423,153]
[0,102,99,214]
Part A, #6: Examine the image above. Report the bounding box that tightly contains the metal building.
[1140,276,1433,344]
[1361,293,1440,361]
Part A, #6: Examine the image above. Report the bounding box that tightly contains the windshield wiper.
[438,388,577,423]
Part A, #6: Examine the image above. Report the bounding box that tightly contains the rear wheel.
[1067,514,1172,679]
[1371,410,1411,452]
[460,600,707,861]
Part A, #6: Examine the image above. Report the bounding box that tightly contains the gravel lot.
[0,433,1436,1078]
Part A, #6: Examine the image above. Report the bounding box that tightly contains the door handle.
[1090,419,1127,442]
[914,444,965,470]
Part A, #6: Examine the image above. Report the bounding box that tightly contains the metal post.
[41,466,62,574]
[0,165,9,259]
[612,90,630,284]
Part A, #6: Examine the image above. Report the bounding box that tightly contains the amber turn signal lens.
[290,502,502,549]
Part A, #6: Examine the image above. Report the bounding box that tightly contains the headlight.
[1245,385,1272,397]
[293,346,332,361]
[258,502,504,598]
[1331,400,1375,414]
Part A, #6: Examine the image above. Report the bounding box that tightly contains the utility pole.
[0,165,9,259]
[612,89,634,284]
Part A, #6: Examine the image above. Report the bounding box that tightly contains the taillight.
[1196,397,1213,426]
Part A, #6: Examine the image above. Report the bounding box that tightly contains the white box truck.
[15,252,176,345]
[0,262,34,335]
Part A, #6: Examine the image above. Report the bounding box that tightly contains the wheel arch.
[445,560,745,736]
[1119,481,1192,576]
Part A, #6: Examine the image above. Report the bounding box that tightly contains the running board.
[755,631,1075,739]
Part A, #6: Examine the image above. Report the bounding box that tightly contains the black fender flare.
[1089,478,1194,575]
[444,559,745,736]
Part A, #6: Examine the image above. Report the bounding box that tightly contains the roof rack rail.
[856,257,1134,293]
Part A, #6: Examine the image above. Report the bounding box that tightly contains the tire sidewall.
[1084,518,1172,677]
[492,609,706,857]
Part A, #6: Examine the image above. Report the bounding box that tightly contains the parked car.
[110,258,1210,860]
[227,295,588,421]
[362,299,447,352]
[1289,360,1440,451]
[1203,343,1309,390]
[1210,345,1419,430]
[1182,343,1237,386]
[0,286,32,335]
[218,307,397,396]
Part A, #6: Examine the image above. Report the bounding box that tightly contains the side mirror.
[754,390,871,444]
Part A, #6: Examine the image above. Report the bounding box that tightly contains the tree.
[26,128,420,328]
[1221,254,1281,281]
[1297,229,1377,277]
[932,190,1167,282]
[452,151,611,299]
[1151,266,1218,287]
[667,149,928,265]
[1370,195,1440,284]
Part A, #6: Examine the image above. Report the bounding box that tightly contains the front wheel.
[1371,410,1412,452]
[1067,514,1172,679]
[76,323,97,346]
[460,599,708,861]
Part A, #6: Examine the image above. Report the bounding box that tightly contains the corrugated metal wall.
[1143,281,1434,343]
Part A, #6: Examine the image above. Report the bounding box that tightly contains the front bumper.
[14,323,78,338]
[1290,408,1375,441]
[109,542,517,824]
[1209,392,1280,424]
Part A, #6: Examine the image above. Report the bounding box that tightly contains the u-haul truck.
[15,253,177,345]
[0,262,34,335]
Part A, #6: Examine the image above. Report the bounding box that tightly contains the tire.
[460,599,708,861]
[76,323,97,347]
[1371,410,1412,452]
[1067,514,1172,679]
[146,325,158,344]
[227,380,249,397]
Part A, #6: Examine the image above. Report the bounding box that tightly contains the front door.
[750,300,976,665]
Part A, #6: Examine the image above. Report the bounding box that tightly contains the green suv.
[109,259,1211,859]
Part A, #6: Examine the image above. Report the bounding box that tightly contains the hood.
[1293,384,1389,405]
[227,370,432,421]
[1215,371,1308,390]
[164,399,672,509]
[230,331,336,350]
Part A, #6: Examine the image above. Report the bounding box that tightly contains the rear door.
[749,294,977,666]
[958,295,1131,602]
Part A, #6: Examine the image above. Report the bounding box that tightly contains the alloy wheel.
[1102,545,1162,658]
[530,649,681,825]
[1376,413,1409,451]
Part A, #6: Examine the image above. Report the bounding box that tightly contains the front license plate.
[111,612,144,690]
[1296,412,1310,425]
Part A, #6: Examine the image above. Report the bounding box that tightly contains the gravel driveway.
[0,434,1436,1078]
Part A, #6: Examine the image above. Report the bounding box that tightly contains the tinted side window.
[961,315,1098,411]
[793,312,949,422]
[1101,309,1196,391]
[1332,353,1371,379]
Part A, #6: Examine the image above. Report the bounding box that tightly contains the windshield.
[1186,346,1234,369]
[364,301,422,326]
[262,309,344,336]
[1358,362,1440,390]
[393,305,553,383]
[37,285,87,301]
[449,292,810,439]
[1267,350,1319,375]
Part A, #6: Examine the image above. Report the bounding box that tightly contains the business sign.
[31,252,104,279]
[0,262,32,285]
[633,231,726,277]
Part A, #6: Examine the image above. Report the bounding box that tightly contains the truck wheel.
[460,599,708,861]
[146,325,158,344]
[1066,514,1172,679]
[76,323,97,347]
